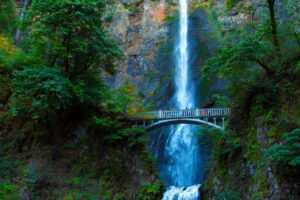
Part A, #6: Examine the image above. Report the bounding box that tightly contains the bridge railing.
[128,108,230,120]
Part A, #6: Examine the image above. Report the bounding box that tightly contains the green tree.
[0,0,17,35]
[25,0,122,76]
[9,0,123,134]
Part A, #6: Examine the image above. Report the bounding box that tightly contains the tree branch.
[252,58,275,75]
[280,54,300,72]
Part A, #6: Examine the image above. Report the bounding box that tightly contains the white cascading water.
[162,0,201,199]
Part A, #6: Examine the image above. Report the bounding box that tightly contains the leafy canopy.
[10,67,73,118]
[8,0,123,122]
[25,0,123,76]
[0,0,17,35]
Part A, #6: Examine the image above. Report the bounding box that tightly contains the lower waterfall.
[162,185,201,200]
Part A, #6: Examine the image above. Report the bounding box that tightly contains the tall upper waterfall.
[176,0,192,110]
[161,0,201,199]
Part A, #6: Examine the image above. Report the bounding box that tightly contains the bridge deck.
[128,108,230,121]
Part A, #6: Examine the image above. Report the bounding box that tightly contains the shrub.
[268,129,300,167]
[9,66,73,119]
[216,190,239,200]
[137,181,162,200]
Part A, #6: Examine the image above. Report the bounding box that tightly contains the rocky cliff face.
[202,118,300,200]
[106,0,261,105]
[107,0,177,98]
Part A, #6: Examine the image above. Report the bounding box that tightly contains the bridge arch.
[145,118,223,132]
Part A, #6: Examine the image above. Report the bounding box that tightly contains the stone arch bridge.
[127,108,231,132]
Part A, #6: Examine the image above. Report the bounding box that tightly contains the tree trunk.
[267,0,280,49]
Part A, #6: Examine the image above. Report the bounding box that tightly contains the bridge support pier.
[222,117,225,129]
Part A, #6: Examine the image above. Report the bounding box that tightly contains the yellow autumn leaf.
[0,35,19,56]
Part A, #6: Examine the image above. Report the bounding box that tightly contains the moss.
[123,2,142,14]
[0,182,19,200]
[164,15,178,23]
[191,0,213,10]
[243,129,263,161]
[252,168,270,199]
[137,181,163,200]
[225,0,240,10]
[0,35,18,55]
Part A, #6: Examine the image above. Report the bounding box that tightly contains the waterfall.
[148,0,203,199]
[14,0,29,44]
[176,0,192,110]
[160,0,201,199]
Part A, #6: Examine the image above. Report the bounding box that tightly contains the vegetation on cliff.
[202,0,300,199]
[0,0,162,199]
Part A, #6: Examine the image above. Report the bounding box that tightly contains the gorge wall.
[1,0,298,199]
[106,0,260,106]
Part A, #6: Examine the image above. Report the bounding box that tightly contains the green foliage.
[1,0,127,135]
[0,0,17,35]
[102,149,126,182]
[0,182,18,200]
[198,127,241,162]
[127,127,149,147]
[243,130,262,161]
[212,93,230,107]
[197,126,223,146]
[99,121,145,145]
[0,153,17,179]
[10,67,73,118]
[203,32,276,81]
[215,190,239,200]
[95,116,148,147]
[137,181,162,200]
[0,1,161,199]
[218,132,242,160]
[123,3,142,13]
[25,0,122,76]
[106,83,145,115]
[67,176,81,187]
[9,65,110,119]
[286,0,300,33]
[202,1,300,123]
[164,15,177,22]
[0,152,21,200]
[268,129,300,167]
[0,36,30,107]
[225,0,240,10]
